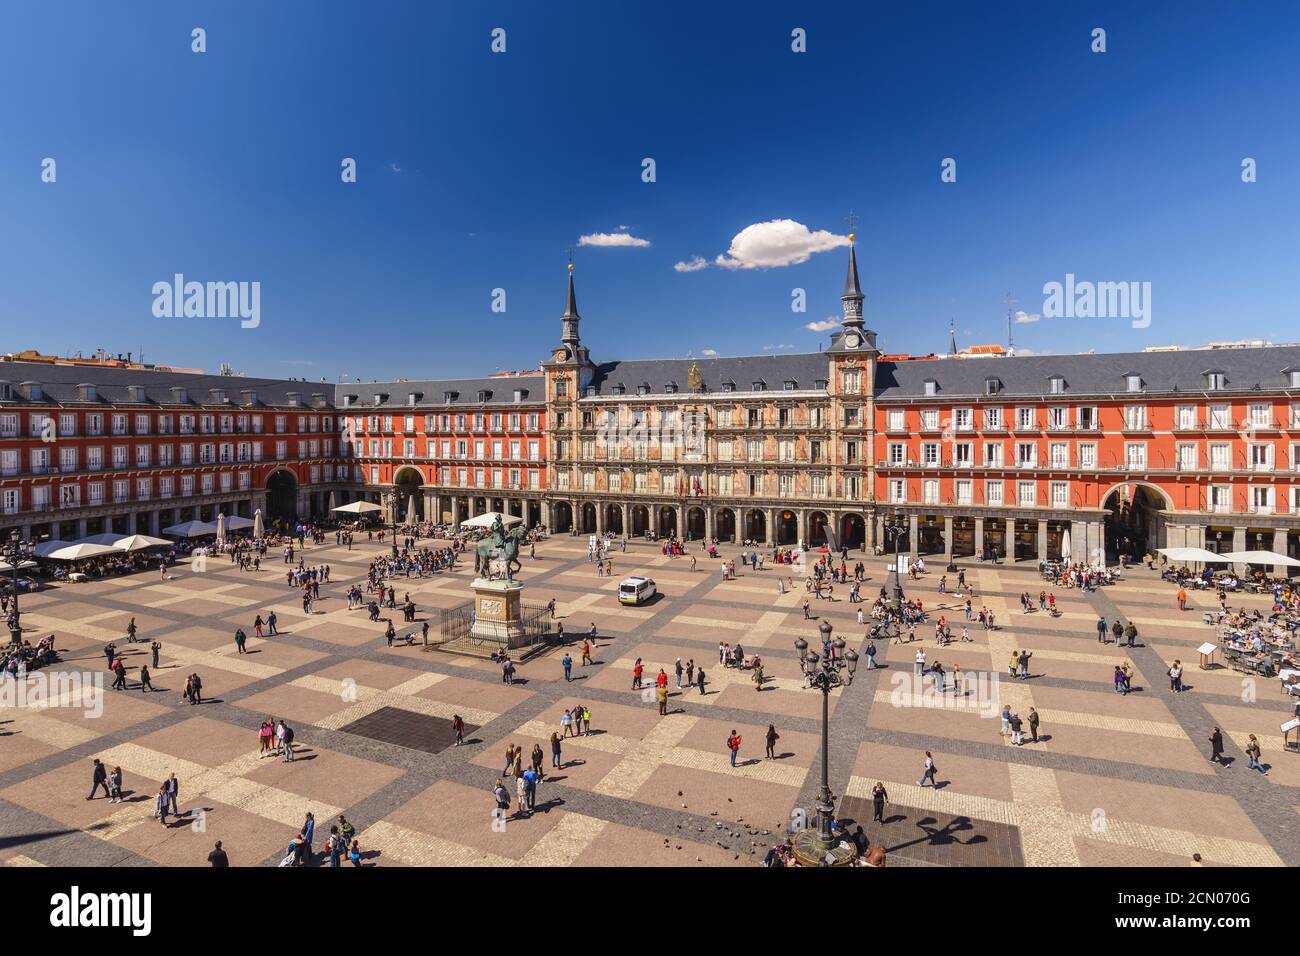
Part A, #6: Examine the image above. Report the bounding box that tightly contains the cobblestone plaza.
[1,535,1294,868]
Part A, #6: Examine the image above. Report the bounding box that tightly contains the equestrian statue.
[474,516,526,581]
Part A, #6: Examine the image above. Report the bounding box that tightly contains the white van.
[618,575,657,606]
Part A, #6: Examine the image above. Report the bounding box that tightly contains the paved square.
[0,534,1295,867]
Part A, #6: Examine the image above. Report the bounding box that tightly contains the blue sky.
[2,0,1297,380]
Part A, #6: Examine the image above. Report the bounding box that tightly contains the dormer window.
[22,382,42,401]
[1048,376,1065,395]
[342,394,355,408]
[128,385,146,402]
[79,384,97,402]
[612,384,625,396]
[722,381,735,393]
[752,381,766,392]
[513,389,527,402]
[814,378,828,391]
[171,386,188,404]
[665,382,678,394]
[783,380,796,391]
[210,388,227,404]
[923,379,938,397]
[984,377,1000,396]
[1288,369,1300,389]
[1125,374,1142,393]
[478,390,492,403]
[371,394,383,406]
[1204,371,1226,391]
[443,390,458,403]
[242,389,258,406]
[584,387,598,398]
[637,383,650,396]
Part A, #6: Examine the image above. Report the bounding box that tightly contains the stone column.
[796,510,805,549]
[451,497,462,526]
[650,505,660,537]
[943,516,954,564]
[149,511,161,535]
[908,514,919,559]
[1037,518,1048,562]
[974,517,984,560]
[705,506,714,542]
[1232,526,1248,574]
[767,508,778,545]
[77,518,88,537]
[595,502,605,536]
[874,515,884,551]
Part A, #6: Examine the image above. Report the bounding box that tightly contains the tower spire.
[949,319,958,356]
[561,256,580,347]
[841,230,864,331]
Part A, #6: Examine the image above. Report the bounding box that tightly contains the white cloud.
[1014,310,1041,324]
[713,219,849,270]
[701,348,719,356]
[578,232,650,248]
[763,343,794,351]
[805,317,839,332]
[673,256,709,273]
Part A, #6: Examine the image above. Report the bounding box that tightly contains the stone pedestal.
[470,577,526,646]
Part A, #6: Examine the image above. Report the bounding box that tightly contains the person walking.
[871,781,889,823]
[139,664,154,692]
[765,724,779,759]
[327,827,343,868]
[1096,616,1108,643]
[451,714,465,746]
[108,766,123,804]
[1208,726,1228,766]
[632,658,644,690]
[165,772,180,816]
[674,657,683,689]
[581,640,593,666]
[234,628,247,654]
[550,731,562,770]
[207,841,229,866]
[696,667,706,695]
[155,783,170,826]
[87,758,110,800]
[918,751,939,788]
[726,730,742,767]
[562,653,573,682]
[1168,659,1184,693]
[1245,734,1267,774]
[656,683,668,716]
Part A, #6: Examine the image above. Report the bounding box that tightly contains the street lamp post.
[385,490,399,559]
[883,514,907,611]
[792,621,859,866]
[3,530,34,644]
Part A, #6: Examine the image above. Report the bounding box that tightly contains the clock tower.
[827,233,877,356]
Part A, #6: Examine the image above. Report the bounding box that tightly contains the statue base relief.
[469,577,527,646]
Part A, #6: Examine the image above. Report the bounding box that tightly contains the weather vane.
[846,209,859,235]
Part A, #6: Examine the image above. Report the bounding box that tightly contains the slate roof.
[338,375,545,409]
[585,354,832,396]
[874,345,1300,399]
[0,360,334,408]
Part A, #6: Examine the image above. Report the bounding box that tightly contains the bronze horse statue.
[474,518,526,580]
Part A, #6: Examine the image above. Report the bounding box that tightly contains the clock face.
[553,347,568,362]
[844,333,861,349]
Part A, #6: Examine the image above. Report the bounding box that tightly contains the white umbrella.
[327,492,337,513]
[1059,528,1071,562]
[332,500,383,515]
[0,559,37,572]
[33,540,72,557]
[77,533,131,546]
[162,520,218,538]
[1222,550,1300,567]
[215,513,227,546]
[460,511,523,530]
[1158,547,1229,564]
[45,542,119,561]
[405,495,417,525]
[110,534,172,552]
[253,509,264,538]
[223,515,256,531]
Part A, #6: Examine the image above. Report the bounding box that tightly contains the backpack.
[284,726,294,744]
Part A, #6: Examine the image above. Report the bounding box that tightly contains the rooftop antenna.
[1004,291,1017,353]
